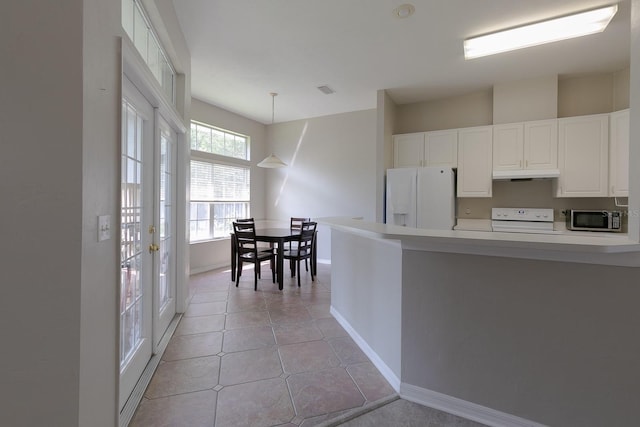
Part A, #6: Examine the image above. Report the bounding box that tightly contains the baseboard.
[400,383,548,427]
[190,262,229,275]
[330,306,401,392]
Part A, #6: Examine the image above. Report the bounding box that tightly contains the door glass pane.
[120,100,145,369]
[158,131,172,310]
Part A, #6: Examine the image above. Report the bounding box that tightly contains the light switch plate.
[98,215,111,242]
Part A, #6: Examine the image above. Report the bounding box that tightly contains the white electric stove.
[491,208,555,234]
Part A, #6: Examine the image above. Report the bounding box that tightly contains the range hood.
[492,169,560,180]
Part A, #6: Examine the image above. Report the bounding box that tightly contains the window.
[190,122,250,242]
[122,0,175,104]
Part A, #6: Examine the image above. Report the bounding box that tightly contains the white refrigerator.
[385,167,456,229]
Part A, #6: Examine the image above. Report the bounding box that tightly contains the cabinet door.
[609,109,629,196]
[393,133,425,168]
[524,119,558,170]
[425,130,457,167]
[457,126,493,197]
[492,123,523,171]
[556,114,608,197]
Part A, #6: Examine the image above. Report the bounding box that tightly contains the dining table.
[230,227,317,290]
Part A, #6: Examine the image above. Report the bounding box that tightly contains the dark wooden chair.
[283,221,317,287]
[290,217,311,271]
[233,221,276,290]
[236,217,254,222]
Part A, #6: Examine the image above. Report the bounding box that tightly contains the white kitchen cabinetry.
[609,109,629,197]
[493,119,558,171]
[492,123,523,170]
[457,126,493,197]
[393,130,457,168]
[425,130,458,167]
[555,114,609,197]
[393,133,424,168]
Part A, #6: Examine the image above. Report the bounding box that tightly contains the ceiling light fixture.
[257,92,287,168]
[393,4,415,19]
[463,4,618,60]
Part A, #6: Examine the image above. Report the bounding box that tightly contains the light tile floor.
[130,263,397,427]
[130,263,488,427]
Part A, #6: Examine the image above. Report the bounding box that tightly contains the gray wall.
[1,0,191,425]
[2,0,119,425]
[331,230,402,382]
[402,250,640,427]
[264,110,378,261]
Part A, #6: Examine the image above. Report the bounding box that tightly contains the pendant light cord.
[270,92,277,124]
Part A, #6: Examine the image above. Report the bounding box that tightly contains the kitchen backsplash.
[456,179,627,225]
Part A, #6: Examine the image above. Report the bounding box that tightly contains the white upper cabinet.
[493,123,524,170]
[609,109,629,197]
[524,119,558,170]
[425,130,458,167]
[393,130,458,168]
[555,114,609,197]
[493,119,557,171]
[393,133,424,168]
[457,126,493,197]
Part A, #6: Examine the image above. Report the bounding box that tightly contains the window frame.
[189,121,252,243]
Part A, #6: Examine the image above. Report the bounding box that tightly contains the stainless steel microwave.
[567,210,622,232]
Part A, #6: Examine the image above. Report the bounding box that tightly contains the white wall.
[189,98,267,273]
[2,1,192,425]
[1,1,87,426]
[264,110,378,261]
[493,75,558,123]
[79,0,121,425]
[395,89,494,134]
[628,0,640,240]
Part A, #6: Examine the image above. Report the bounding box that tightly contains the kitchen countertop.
[319,217,640,267]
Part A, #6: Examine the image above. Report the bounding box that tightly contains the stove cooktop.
[491,208,555,233]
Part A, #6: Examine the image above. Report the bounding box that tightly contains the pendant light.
[257,92,287,168]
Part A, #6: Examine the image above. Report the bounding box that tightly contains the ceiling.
[172,0,630,124]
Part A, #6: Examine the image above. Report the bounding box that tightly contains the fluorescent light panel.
[464,5,618,59]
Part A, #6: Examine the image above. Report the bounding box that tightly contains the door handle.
[149,243,159,253]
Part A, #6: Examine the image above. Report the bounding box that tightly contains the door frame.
[119,37,188,420]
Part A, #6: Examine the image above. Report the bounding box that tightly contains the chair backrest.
[233,221,258,255]
[298,221,316,252]
[236,217,255,223]
[290,217,310,231]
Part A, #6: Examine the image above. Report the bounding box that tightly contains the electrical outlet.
[98,215,111,241]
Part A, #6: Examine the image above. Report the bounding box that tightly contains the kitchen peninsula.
[322,217,640,427]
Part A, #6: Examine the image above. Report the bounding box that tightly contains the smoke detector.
[393,4,415,19]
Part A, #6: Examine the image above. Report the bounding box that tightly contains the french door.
[119,76,177,410]
[154,117,177,346]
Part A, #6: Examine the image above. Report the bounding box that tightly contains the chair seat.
[239,250,274,262]
[283,249,309,258]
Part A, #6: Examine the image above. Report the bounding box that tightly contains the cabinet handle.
[519,160,522,168]
[611,186,615,194]
[525,160,528,168]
